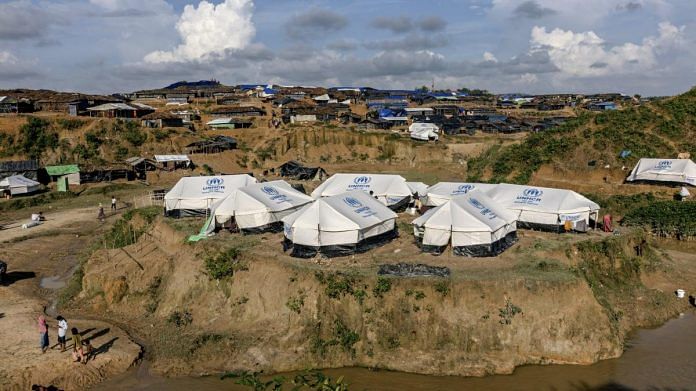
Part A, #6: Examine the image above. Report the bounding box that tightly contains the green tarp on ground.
[187,214,214,242]
[45,164,80,176]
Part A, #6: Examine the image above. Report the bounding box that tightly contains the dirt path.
[0,208,142,390]
[0,207,98,243]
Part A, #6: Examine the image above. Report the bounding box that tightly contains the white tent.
[409,122,439,141]
[484,183,600,232]
[206,180,313,234]
[164,174,257,217]
[424,182,498,206]
[413,190,517,256]
[406,181,429,197]
[310,173,412,210]
[282,191,398,258]
[626,158,696,186]
[0,175,41,195]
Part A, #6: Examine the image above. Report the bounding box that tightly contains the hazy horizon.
[1,0,695,96]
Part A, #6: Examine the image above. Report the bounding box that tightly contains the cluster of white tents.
[0,175,41,196]
[421,182,600,232]
[164,172,602,259]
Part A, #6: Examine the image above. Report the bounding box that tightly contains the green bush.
[434,281,450,297]
[372,277,392,298]
[498,298,522,325]
[18,117,59,158]
[622,201,696,238]
[167,310,193,327]
[122,121,148,146]
[204,247,242,280]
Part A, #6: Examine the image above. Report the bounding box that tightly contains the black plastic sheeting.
[421,231,518,257]
[387,196,411,212]
[279,161,327,181]
[220,220,284,235]
[80,169,134,183]
[165,208,207,218]
[285,227,399,258]
[517,221,565,233]
[378,263,450,277]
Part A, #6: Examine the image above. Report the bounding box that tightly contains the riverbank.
[70,214,696,380]
[96,312,696,390]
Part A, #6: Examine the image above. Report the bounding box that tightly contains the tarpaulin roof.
[45,164,80,175]
[282,191,397,246]
[311,173,412,207]
[164,174,258,212]
[626,158,696,186]
[0,160,39,172]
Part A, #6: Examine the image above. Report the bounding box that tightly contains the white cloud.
[0,51,19,64]
[0,50,39,80]
[145,0,255,63]
[530,22,684,77]
[483,51,498,62]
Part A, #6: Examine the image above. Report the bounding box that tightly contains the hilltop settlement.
[0,80,695,390]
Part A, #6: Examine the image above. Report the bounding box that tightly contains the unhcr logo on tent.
[655,160,672,170]
[468,198,486,209]
[469,198,497,219]
[343,196,376,218]
[348,176,372,190]
[452,184,474,195]
[343,197,363,208]
[262,186,280,196]
[514,188,543,205]
[262,186,290,203]
[202,177,225,194]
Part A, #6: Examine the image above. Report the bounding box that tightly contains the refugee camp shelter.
[185,136,237,154]
[0,175,41,196]
[282,191,398,258]
[125,157,157,180]
[45,164,80,186]
[424,182,497,206]
[413,190,518,256]
[140,112,185,128]
[484,184,600,232]
[310,173,412,210]
[164,174,257,217]
[0,160,40,181]
[626,158,696,186]
[278,161,328,181]
[205,180,314,234]
[206,117,253,129]
[409,123,439,141]
[155,155,191,170]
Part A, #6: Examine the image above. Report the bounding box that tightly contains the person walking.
[38,316,49,354]
[56,316,68,352]
[71,328,86,364]
[111,196,117,210]
[97,203,106,222]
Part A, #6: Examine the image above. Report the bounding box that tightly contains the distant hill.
[164,80,222,90]
[467,87,696,184]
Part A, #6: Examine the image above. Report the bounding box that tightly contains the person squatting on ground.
[38,316,49,354]
[71,327,86,364]
[56,316,68,352]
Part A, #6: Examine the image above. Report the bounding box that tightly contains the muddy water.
[98,312,696,391]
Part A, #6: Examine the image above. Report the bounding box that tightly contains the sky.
[0,0,694,95]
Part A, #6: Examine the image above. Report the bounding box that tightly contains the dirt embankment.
[75,218,695,378]
[0,207,143,391]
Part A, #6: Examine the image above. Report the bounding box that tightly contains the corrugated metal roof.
[45,164,80,175]
[0,160,39,172]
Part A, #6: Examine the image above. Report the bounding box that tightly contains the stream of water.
[97,312,696,390]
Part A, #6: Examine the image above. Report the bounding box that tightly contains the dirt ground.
[0,205,142,390]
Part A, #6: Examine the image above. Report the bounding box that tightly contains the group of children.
[38,315,91,364]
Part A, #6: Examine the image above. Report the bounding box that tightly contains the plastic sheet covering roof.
[45,164,79,176]
[424,182,497,206]
[626,158,696,186]
[154,155,190,163]
[282,191,397,246]
[311,173,412,207]
[485,183,600,215]
[207,180,313,232]
[164,174,257,211]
